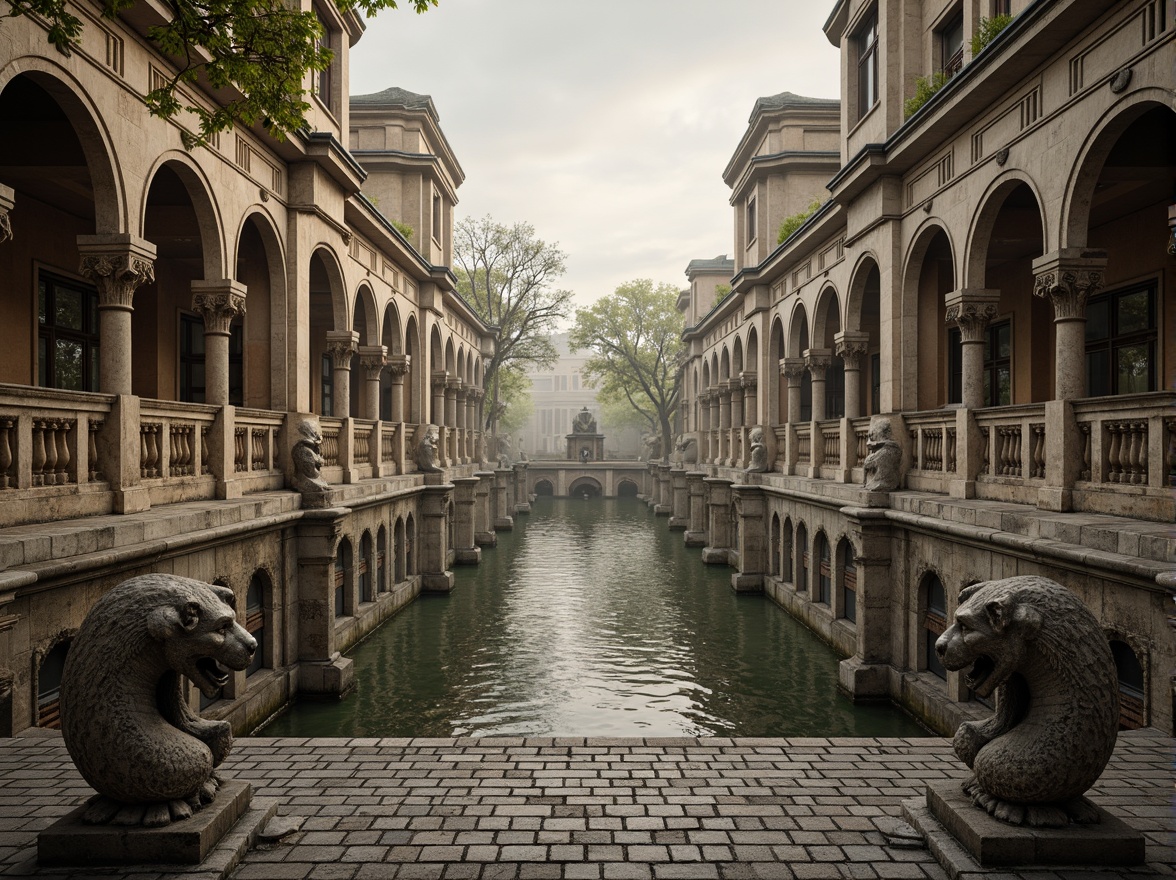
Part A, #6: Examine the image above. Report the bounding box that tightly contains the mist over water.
[262,498,929,738]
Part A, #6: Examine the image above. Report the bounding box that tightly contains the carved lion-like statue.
[640,432,662,462]
[862,417,902,492]
[745,426,768,474]
[415,424,442,473]
[673,434,697,467]
[60,575,257,827]
[290,418,329,508]
[935,576,1119,827]
[497,434,513,468]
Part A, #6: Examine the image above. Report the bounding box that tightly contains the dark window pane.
[1087,349,1110,397]
[38,337,48,386]
[1117,289,1152,334]
[996,366,1011,406]
[1085,298,1110,341]
[54,339,83,391]
[995,324,1011,359]
[1116,343,1152,394]
[55,286,83,331]
[89,346,100,392]
[38,281,48,324]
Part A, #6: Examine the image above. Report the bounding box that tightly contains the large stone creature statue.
[673,435,697,467]
[640,432,662,462]
[935,576,1119,827]
[415,424,442,473]
[290,418,330,508]
[571,408,597,434]
[862,417,902,492]
[496,434,513,468]
[60,575,257,827]
[745,426,768,474]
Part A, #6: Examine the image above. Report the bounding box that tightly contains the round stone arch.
[900,220,957,411]
[845,250,882,332]
[732,336,744,375]
[381,298,404,355]
[1060,91,1174,251]
[532,478,554,496]
[310,244,350,333]
[962,171,1048,289]
[140,152,227,280]
[0,58,126,234]
[568,476,603,498]
[616,479,639,498]
[787,298,810,356]
[719,346,731,382]
[234,209,286,408]
[811,283,842,350]
[352,282,380,346]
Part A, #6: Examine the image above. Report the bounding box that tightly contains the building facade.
[675,0,1175,734]
[0,8,503,735]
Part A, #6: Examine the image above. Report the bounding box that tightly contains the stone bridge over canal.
[521,461,653,499]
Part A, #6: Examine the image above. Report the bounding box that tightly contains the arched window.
[796,523,808,593]
[839,539,856,622]
[405,516,416,576]
[816,533,831,605]
[923,574,947,680]
[394,517,406,582]
[770,514,780,577]
[377,526,387,593]
[1111,640,1145,730]
[37,640,70,728]
[359,531,373,603]
[335,538,352,618]
[246,571,267,677]
[782,517,793,585]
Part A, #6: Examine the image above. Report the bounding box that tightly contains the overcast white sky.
[350,1,841,315]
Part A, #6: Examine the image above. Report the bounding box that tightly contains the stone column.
[834,331,870,419]
[358,345,387,421]
[420,481,455,593]
[77,234,157,396]
[451,476,481,564]
[431,371,448,427]
[293,509,354,696]
[701,476,733,565]
[446,378,462,462]
[669,468,688,530]
[1032,249,1107,401]
[719,382,733,465]
[944,291,999,410]
[655,463,672,515]
[741,372,758,425]
[837,509,893,699]
[781,358,806,476]
[474,470,497,546]
[696,392,710,461]
[190,280,247,407]
[385,355,410,422]
[729,381,743,466]
[804,349,832,422]
[493,468,514,530]
[684,470,708,547]
[730,484,765,593]
[709,391,721,464]
[325,330,358,419]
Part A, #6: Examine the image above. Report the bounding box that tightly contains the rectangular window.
[180,314,243,405]
[856,10,879,121]
[315,9,333,112]
[746,196,757,243]
[939,12,964,78]
[432,193,442,243]
[38,271,100,392]
[1085,283,1156,397]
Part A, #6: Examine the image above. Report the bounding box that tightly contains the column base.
[494,517,514,530]
[730,573,762,593]
[514,502,531,515]
[423,572,455,593]
[654,505,671,516]
[684,531,707,547]
[949,479,975,499]
[114,486,151,514]
[216,479,243,501]
[475,531,497,547]
[297,656,354,697]
[837,656,889,698]
[668,517,687,530]
[700,547,728,565]
[454,548,481,565]
[1037,486,1072,512]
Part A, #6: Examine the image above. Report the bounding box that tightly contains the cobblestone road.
[0,730,1170,879]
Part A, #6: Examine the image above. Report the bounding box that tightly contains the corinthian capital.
[325,330,359,370]
[77,234,158,310]
[803,348,832,381]
[359,345,388,380]
[834,330,870,368]
[780,357,807,381]
[191,280,247,335]
[944,289,1000,343]
[0,184,13,245]
[385,354,411,379]
[1031,249,1107,322]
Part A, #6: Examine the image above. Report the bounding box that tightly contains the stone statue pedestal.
[904,781,1144,876]
[39,781,273,868]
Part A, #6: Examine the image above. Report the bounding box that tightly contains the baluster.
[32,419,47,487]
[183,426,194,475]
[55,421,71,484]
[945,428,956,473]
[980,427,990,475]
[1129,421,1147,485]
[1167,420,1176,488]
[234,426,246,472]
[139,426,149,479]
[1032,425,1045,479]
[146,425,160,478]
[1106,422,1123,483]
[42,420,59,485]
[1012,427,1022,477]
[1079,423,1091,481]
[201,425,210,475]
[254,428,266,471]
[0,418,13,489]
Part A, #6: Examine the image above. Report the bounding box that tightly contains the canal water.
[262,498,929,738]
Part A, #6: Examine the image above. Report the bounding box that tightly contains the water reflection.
[263,498,928,738]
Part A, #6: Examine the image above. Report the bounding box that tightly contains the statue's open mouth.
[964,654,996,694]
[196,658,230,689]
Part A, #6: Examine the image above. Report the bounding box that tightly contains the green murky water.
[262,498,929,738]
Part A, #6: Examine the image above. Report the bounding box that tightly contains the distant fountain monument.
[566,407,604,462]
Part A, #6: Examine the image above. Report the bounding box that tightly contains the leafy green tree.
[569,279,684,460]
[4,0,436,148]
[453,215,573,433]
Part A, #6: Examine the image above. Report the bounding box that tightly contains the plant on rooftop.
[970,14,1014,57]
[391,219,414,239]
[2,0,438,149]
[777,199,823,245]
[713,284,731,307]
[904,71,950,119]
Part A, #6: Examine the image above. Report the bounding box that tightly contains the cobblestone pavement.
[0,730,1171,880]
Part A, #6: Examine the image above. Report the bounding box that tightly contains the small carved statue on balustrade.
[862,417,903,492]
[415,424,442,473]
[290,418,330,508]
[571,408,597,434]
[60,575,256,827]
[641,432,662,462]
[935,575,1119,827]
[580,446,591,464]
[745,426,768,474]
[673,434,698,468]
